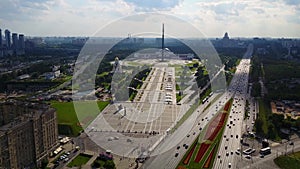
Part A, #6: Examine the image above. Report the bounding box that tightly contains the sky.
[0,0,300,38]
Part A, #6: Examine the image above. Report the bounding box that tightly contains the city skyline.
[0,0,299,38]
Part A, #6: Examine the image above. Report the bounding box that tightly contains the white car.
[64,158,69,162]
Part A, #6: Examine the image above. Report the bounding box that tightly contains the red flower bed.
[203,145,216,168]
[206,113,227,141]
[194,143,210,163]
[207,125,222,141]
[219,113,226,124]
[177,166,187,169]
[183,143,196,165]
[223,101,231,112]
[204,113,222,140]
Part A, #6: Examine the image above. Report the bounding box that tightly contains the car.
[231,151,234,155]
[235,151,240,155]
[175,152,179,157]
[228,163,232,168]
[177,146,180,150]
[260,154,264,158]
[226,152,229,156]
[193,132,196,135]
[199,127,202,130]
[231,135,233,138]
[245,155,251,159]
[64,158,69,162]
[187,134,190,137]
[53,163,59,168]
[225,146,228,150]
[185,145,189,149]
[218,154,221,158]
[226,138,229,141]
[236,135,239,139]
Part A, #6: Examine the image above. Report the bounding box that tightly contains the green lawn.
[67,153,92,167]
[274,151,300,169]
[257,98,270,135]
[51,100,109,136]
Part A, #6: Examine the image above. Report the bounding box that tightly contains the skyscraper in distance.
[12,33,18,54]
[5,29,11,49]
[0,29,2,48]
[19,34,25,54]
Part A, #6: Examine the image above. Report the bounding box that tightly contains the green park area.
[67,153,92,167]
[274,151,300,169]
[51,100,109,136]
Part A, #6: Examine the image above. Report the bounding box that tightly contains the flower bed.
[183,143,196,165]
[224,101,231,112]
[194,143,210,163]
[203,145,216,168]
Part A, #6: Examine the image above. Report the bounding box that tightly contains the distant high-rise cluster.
[0,28,25,57]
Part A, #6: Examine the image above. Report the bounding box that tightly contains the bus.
[259,147,271,155]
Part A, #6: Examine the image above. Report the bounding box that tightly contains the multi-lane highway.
[143,44,254,169]
[213,57,252,169]
[143,92,230,169]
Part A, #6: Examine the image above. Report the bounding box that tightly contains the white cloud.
[0,0,299,37]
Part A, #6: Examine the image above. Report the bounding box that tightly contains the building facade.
[0,100,58,169]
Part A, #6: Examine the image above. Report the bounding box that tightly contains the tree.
[103,160,115,169]
[41,159,48,169]
[254,118,263,135]
[268,123,276,139]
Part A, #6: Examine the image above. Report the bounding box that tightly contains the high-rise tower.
[5,29,11,49]
[19,34,25,54]
[0,29,2,48]
[12,33,18,51]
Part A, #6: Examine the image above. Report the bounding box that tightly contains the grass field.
[257,99,270,135]
[274,151,300,169]
[51,100,109,136]
[67,153,92,167]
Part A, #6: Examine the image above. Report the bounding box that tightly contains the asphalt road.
[143,44,254,169]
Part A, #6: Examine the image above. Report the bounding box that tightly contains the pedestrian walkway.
[85,153,98,166]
